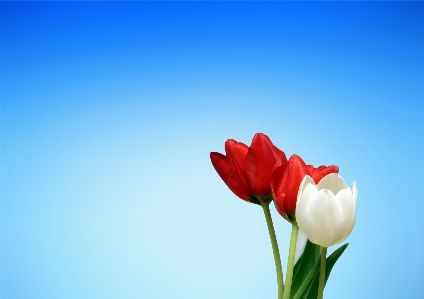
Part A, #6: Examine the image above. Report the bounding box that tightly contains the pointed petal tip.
[224,138,238,148]
[210,151,223,159]
[297,175,315,199]
[252,132,269,139]
[290,153,304,162]
[250,133,272,147]
[225,138,249,150]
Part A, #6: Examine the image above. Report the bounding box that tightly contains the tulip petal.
[225,139,252,195]
[336,215,356,244]
[275,155,310,218]
[335,183,357,243]
[297,175,316,203]
[210,152,233,184]
[317,173,348,194]
[295,175,315,223]
[336,189,353,215]
[210,152,250,200]
[227,175,251,201]
[270,161,288,201]
[295,183,318,242]
[245,133,287,196]
[334,188,355,242]
[274,193,287,219]
[271,161,288,216]
[306,165,315,176]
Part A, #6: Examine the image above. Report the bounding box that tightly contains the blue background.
[1,2,423,298]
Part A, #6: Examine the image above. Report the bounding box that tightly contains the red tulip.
[271,155,339,223]
[210,133,287,205]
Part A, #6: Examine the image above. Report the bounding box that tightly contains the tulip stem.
[262,204,284,299]
[317,246,327,299]
[282,223,299,299]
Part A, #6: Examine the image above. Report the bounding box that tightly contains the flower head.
[210,133,287,205]
[270,154,339,223]
[295,173,357,247]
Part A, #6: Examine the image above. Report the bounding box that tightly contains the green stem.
[317,247,327,299]
[282,223,299,299]
[262,204,284,298]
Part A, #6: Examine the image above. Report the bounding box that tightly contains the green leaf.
[290,243,349,299]
[290,240,320,299]
[298,270,319,299]
[324,244,349,285]
[303,243,349,299]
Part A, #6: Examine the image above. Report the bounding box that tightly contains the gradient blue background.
[1,2,424,298]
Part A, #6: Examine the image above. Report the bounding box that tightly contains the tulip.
[210,133,287,205]
[295,173,357,247]
[271,154,339,223]
[296,173,357,299]
[271,156,339,299]
[210,133,287,299]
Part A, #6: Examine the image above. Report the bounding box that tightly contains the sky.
[1,2,424,299]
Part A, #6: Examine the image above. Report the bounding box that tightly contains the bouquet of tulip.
[210,133,357,299]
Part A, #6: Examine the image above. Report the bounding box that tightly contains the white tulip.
[295,173,357,247]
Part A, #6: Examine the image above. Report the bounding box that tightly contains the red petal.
[274,154,309,217]
[306,165,314,175]
[210,152,250,200]
[270,161,288,202]
[244,133,287,197]
[210,152,232,184]
[227,175,251,201]
[310,165,339,184]
[224,139,252,195]
[274,193,288,219]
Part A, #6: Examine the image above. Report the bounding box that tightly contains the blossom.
[270,154,338,223]
[295,173,357,247]
[210,133,286,205]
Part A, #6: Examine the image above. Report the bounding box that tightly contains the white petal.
[295,183,318,237]
[317,173,348,195]
[295,175,315,228]
[336,188,354,222]
[333,188,355,243]
[294,229,307,264]
[336,215,356,244]
[297,175,315,203]
[320,192,343,245]
[313,189,345,246]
